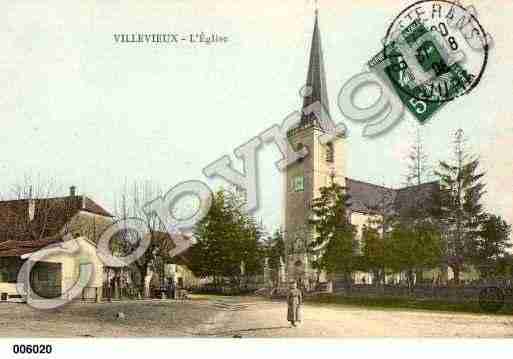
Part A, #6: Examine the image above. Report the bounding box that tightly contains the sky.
[0,0,512,233]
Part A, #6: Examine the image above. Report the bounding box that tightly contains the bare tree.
[402,128,436,283]
[404,127,431,187]
[111,180,176,298]
[0,173,75,242]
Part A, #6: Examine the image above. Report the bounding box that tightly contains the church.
[283,11,439,288]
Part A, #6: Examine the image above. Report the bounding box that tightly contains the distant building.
[142,231,200,292]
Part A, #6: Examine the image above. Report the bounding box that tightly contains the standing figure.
[167,277,176,300]
[287,282,303,327]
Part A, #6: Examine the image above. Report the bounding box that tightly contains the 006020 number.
[12,344,53,355]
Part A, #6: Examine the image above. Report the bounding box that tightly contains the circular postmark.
[478,286,505,313]
[383,0,490,104]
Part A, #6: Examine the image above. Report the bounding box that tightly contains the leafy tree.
[434,129,486,283]
[359,225,385,287]
[493,254,513,279]
[363,185,397,286]
[471,214,512,278]
[309,182,357,286]
[386,220,442,290]
[189,190,264,286]
[240,215,266,281]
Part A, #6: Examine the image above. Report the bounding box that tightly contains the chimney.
[69,186,76,197]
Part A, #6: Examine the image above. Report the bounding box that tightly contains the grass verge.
[305,294,513,315]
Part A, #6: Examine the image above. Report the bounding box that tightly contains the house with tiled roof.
[0,186,113,244]
[0,187,114,302]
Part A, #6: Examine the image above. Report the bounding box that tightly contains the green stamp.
[368,45,448,124]
[371,16,485,124]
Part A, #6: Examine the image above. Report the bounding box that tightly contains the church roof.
[300,11,332,130]
[345,178,439,216]
[394,181,439,216]
[345,178,396,214]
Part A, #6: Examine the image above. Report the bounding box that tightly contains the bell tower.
[283,10,346,286]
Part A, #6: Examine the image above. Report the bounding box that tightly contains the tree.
[189,190,264,286]
[359,225,385,287]
[434,129,486,283]
[309,182,357,286]
[397,127,434,282]
[363,184,397,286]
[265,229,286,286]
[385,220,442,290]
[0,174,77,242]
[493,254,513,279]
[240,215,266,283]
[111,181,176,298]
[404,127,431,187]
[471,214,512,278]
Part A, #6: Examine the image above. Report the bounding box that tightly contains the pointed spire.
[301,9,331,128]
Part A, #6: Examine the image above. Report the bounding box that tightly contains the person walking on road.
[287,282,303,327]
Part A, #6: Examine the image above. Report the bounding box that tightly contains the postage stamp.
[382,0,490,111]
[368,45,448,124]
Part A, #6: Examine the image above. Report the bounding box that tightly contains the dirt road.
[1,296,512,337]
[194,297,513,338]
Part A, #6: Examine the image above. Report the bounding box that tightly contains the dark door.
[30,261,62,299]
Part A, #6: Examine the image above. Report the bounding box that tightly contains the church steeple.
[300,10,331,128]
[283,5,346,285]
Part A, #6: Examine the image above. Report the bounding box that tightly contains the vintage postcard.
[0,0,513,354]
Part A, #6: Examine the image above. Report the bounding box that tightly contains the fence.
[331,283,513,303]
[192,282,265,295]
[101,285,141,301]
